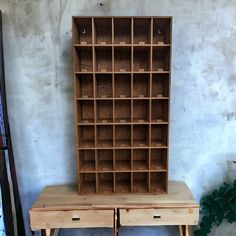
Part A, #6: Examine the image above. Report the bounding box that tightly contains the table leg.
[114,208,118,236]
[41,229,55,236]
[179,225,189,236]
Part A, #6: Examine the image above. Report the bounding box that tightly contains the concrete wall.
[0,0,236,235]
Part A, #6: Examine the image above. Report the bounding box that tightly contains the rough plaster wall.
[0,0,236,235]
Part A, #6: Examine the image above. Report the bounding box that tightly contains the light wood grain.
[31,210,114,230]
[30,182,198,211]
[120,208,199,226]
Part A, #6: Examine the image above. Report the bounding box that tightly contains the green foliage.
[194,180,236,236]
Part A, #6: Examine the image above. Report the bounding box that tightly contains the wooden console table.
[30,181,199,236]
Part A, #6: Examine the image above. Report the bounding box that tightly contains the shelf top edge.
[72,16,173,19]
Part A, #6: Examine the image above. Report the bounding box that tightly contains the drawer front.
[30,210,114,230]
[120,208,199,226]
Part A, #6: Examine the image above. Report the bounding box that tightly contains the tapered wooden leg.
[179,226,189,236]
[114,209,117,236]
[41,229,55,236]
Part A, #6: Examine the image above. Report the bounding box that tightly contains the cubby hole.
[97,149,113,171]
[151,125,168,147]
[96,74,112,98]
[115,173,131,193]
[98,173,113,193]
[133,172,148,193]
[73,18,92,44]
[133,48,150,72]
[115,125,131,147]
[115,100,131,123]
[133,125,149,147]
[153,18,171,45]
[94,18,112,44]
[77,101,94,123]
[75,47,93,72]
[114,47,131,72]
[152,74,169,97]
[133,100,149,123]
[76,74,93,98]
[133,18,151,44]
[133,149,149,170]
[78,150,95,172]
[133,74,150,97]
[97,125,113,147]
[79,173,96,194]
[114,74,131,98]
[151,100,168,122]
[150,172,166,193]
[151,149,167,170]
[95,47,112,72]
[153,48,170,72]
[97,100,113,123]
[78,126,94,148]
[115,149,131,170]
[114,18,131,44]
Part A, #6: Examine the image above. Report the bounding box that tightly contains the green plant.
[194,180,236,236]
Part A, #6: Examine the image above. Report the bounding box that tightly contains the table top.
[30,181,199,212]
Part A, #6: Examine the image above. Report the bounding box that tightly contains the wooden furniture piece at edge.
[30,181,199,236]
[73,16,172,194]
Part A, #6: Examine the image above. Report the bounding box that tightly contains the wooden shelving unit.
[73,16,172,194]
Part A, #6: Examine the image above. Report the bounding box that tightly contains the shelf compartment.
[133,100,149,123]
[151,149,167,171]
[151,100,168,122]
[98,173,113,193]
[94,18,112,44]
[151,125,168,147]
[152,74,169,97]
[150,172,166,193]
[133,18,151,44]
[97,149,113,171]
[114,47,131,72]
[73,18,92,44]
[133,74,150,98]
[115,149,131,170]
[133,172,148,193]
[97,100,113,123]
[78,125,94,148]
[79,173,96,194]
[77,100,94,123]
[115,172,131,193]
[133,47,150,72]
[96,74,112,98]
[153,18,171,45]
[115,125,131,147]
[95,47,112,72]
[153,47,170,72]
[133,149,149,170]
[114,74,131,98]
[78,150,95,171]
[75,47,93,72]
[115,100,131,123]
[76,74,93,98]
[133,125,149,147]
[97,125,113,147]
[114,18,131,44]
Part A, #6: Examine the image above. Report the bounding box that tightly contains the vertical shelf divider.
[130,17,134,192]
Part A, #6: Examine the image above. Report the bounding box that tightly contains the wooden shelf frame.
[73,16,172,194]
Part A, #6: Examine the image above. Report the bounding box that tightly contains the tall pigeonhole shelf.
[73,16,172,194]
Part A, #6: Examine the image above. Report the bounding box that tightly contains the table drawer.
[120,208,199,226]
[30,209,114,230]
